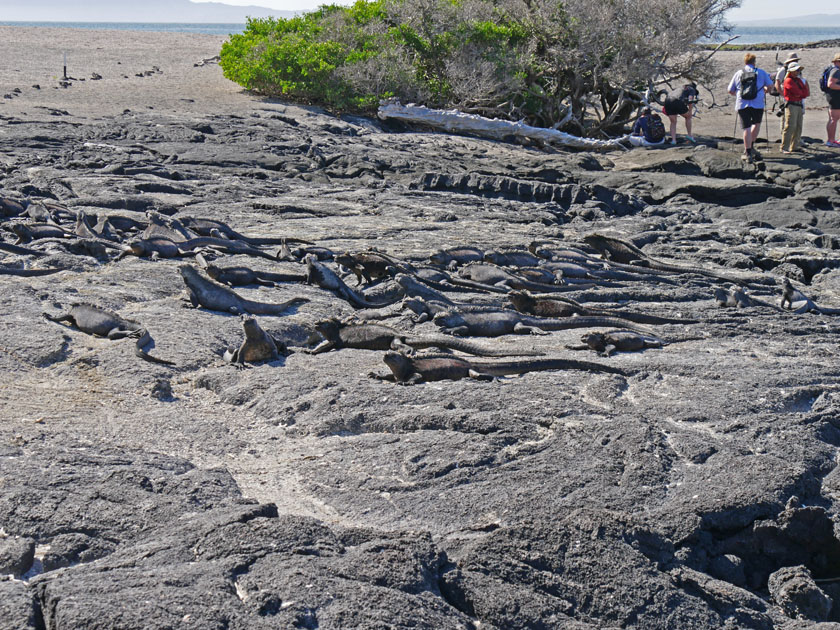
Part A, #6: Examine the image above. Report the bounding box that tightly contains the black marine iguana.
[433,310,653,337]
[583,233,763,286]
[43,304,174,365]
[223,315,289,365]
[305,255,403,309]
[179,265,308,315]
[508,290,697,325]
[202,261,306,287]
[306,318,543,356]
[567,331,665,356]
[373,350,625,384]
[779,278,840,314]
[179,216,312,247]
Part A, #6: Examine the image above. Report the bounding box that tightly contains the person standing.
[781,62,809,153]
[662,83,698,145]
[824,53,840,147]
[773,52,801,135]
[728,53,774,163]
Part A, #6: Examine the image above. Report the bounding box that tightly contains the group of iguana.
[3,194,833,383]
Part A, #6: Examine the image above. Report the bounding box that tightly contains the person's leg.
[668,114,678,143]
[683,111,693,140]
[791,106,803,150]
[781,105,794,151]
[828,108,840,143]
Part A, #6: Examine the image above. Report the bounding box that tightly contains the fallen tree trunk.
[377,101,628,150]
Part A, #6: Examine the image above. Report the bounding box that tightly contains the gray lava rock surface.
[2,103,840,628]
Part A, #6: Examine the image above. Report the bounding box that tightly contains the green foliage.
[219,0,739,133]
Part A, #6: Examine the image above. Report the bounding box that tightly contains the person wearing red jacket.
[781,63,810,153]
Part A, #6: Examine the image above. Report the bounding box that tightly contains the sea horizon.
[1,22,838,45]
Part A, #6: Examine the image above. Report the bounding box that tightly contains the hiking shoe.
[741,151,753,163]
[685,135,696,143]
[669,139,677,146]
[826,140,840,147]
[750,148,762,160]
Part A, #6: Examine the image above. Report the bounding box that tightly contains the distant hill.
[736,13,840,27]
[0,0,298,23]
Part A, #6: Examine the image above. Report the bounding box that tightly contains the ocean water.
[0,22,837,45]
[0,22,247,36]
[707,26,840,45]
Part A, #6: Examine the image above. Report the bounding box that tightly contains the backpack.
[647,114,666,142]
[820,66,833,93]
[740,68,758,100]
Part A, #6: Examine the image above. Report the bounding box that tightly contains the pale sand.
[1,26,839,144]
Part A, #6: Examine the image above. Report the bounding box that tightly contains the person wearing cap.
[781,62,809,153]
[825,52,840,147]
[774,52,801,96]
[662,82,699,145]
[773,52,801,135]
[728,53,774,162]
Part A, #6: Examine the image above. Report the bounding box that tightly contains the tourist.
[781,62,809,153]
[772,52,800,135]
[662,83,698,145]
[825,53,840,147]
[629,107,666,147]
[727,53,774,163]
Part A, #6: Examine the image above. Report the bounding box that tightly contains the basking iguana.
[779,278,840,314]
[223,315,289,365]
[305,255,402,309]
[567,331,665,356]
[179,264,308,315]
[583,233,764,286]
[179,216,312,247]
[374,350,625,384]
[307,318,543,356]
[203,262,306,287]
[433,309,653,337]
[508,290,697,325]
[43,304,174,365]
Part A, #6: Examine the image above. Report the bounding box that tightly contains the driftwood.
[377,101,628,150]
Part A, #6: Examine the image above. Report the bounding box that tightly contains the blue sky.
[192,0,833,20]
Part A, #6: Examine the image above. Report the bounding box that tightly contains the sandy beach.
[1,26,839,143]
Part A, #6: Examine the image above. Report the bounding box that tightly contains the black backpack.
[647,114,666,142]
[740,68,758,100]
[820,66,833,93]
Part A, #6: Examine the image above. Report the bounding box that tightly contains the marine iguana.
[178,216,312,247]
[43,304,174,365]
[334,251,413,285]
[223,315,289,365]
[374,350,625,384]
[203,262,306,287]
[583,233,760,285]
[779,278,840,314]
[179,265,309,315]
[483,249,543,267]
[458,263,597,293]
[305,255,403,309]
[507,290,697,325]
[141,212,198,242]
[433,310,653,337]
[429,246,484,269]
[307,318,543,356]
[9,223,73,244]
[567,331,664,356]
[119,236,278,261]
[713,287,783,311]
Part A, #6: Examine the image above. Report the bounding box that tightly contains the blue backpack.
[820,66,833,93]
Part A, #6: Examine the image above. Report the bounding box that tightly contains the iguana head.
[507,290,534,311]
[313,318,341,341]
[383,351,414,382]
